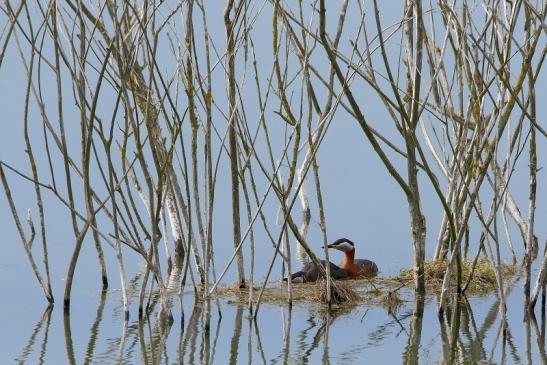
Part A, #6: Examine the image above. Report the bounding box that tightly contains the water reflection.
[14,305,52,365]
[228,304,243,364]
[84,290,107,365]
[529,311,547,364]
[253,312,268,365]
[403,295,424,365]
[63,308,76,365]
[11,283,547,364]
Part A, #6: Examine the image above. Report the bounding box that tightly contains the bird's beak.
[326,243,337,249]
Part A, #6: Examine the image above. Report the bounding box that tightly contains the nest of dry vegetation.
[216,279,361,306]
[215,276,407,309]
[314,279,362,304]
[398,259,517,295]
[214,259,516,308]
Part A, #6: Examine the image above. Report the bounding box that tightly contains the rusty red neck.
[341,248,355,270]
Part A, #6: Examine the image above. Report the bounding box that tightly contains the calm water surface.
[5,277,547,364]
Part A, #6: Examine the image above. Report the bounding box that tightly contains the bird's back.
[296,260,349,282]
[353,259,378,278]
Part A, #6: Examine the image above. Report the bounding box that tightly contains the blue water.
[3,276,545,364]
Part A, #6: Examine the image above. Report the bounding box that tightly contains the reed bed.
[0,0,544,326]
[215,277,412,309]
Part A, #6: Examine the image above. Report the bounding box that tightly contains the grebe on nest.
[286,238,378,283]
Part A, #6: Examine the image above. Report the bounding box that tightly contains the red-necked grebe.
[286,238,378,283]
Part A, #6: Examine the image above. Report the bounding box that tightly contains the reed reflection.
[529,310,547,364]
[63,289,134,364]
[293,311,319,361]
[228,304,244,364]
[402,295,424,365]
[63,308,77,365]
[179,300,203,364]
[321,310,331,365]
[83,289,107,365]
[208,304,223,365]
[282,307,292,365]
[17,283,547,364]
[130,297,211,365]
[15,304,52,365]
[199,299,212,365]
[253,312,268,365]
[426,288,546,365]
[269,305,358,364]
[439,295,496,364]
[173,299,222,365]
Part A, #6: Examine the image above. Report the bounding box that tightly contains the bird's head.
[326,238,355,253]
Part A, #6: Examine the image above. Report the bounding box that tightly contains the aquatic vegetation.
[398,260,518,295]
[0,0,544,335]
[217,279,361,306]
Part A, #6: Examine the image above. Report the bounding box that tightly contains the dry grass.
[398,259,517,295]
[213,260,516,308]
[214,277,408,309]
[216,283,319,304]
[314,279,361,305]
[380,290,404,307]
[215,279,361,306]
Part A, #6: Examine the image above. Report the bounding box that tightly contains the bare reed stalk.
[531,240,547,309]
[271,1,301,303]
[64,9,96,309]
[317,0,430,295]
[19,5,54,301]
[278,175,293,305]
[240,173,257,310]
[524,6,539,310]
[403,0,427,296]
[435,1,543,312]
[2,4,55,304]
[105,143,129,318]
[208,134,297,297]
[191,0,217,323]
[184,0,208,284]
[224,0,246,288]
[0,165,53,303]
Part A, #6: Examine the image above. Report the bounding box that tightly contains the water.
[5,278,546,364]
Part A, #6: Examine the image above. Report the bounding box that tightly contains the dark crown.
[333,238,354,246]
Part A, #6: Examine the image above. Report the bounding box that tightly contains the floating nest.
[214,276,409,309]
[215,279,361,306]
[315,279,361,305]
[212,260,516,308]
[398,259,517,295]
[378,290,404,307]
